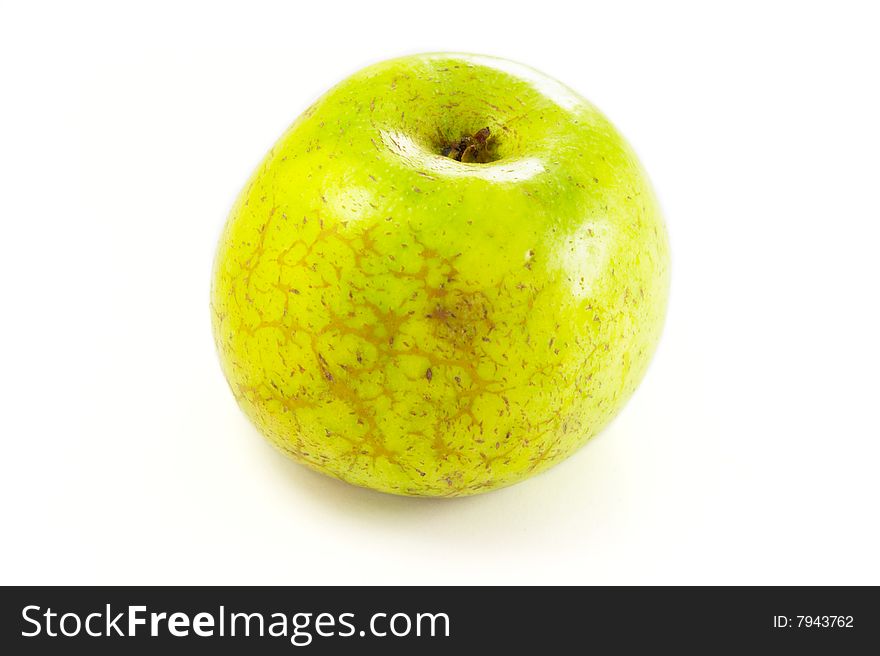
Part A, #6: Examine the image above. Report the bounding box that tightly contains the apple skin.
[211,53,669,496]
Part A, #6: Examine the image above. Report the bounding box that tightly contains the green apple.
[211,53,669,496]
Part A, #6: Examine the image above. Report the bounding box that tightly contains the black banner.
[1,586,876,653]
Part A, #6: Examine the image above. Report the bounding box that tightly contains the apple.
[211,53,669,496]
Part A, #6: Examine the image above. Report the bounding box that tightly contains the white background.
[2,1,878,585]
